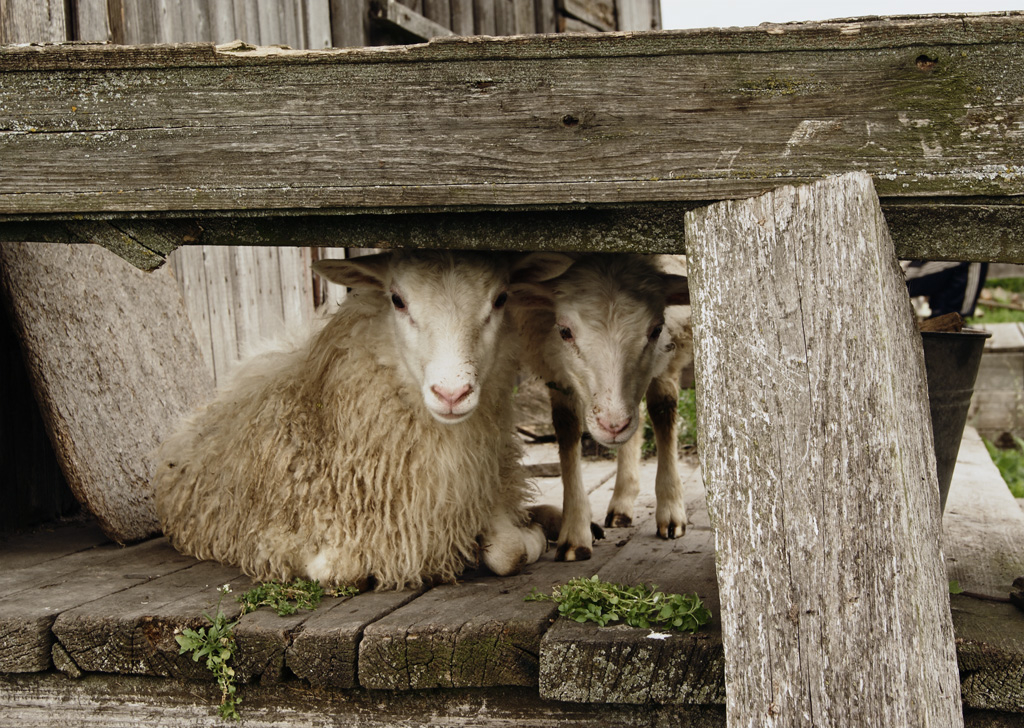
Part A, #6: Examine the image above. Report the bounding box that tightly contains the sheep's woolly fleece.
[154,251,535,590]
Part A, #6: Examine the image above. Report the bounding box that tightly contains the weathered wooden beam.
[687,172,963,727]
[0,13,1021,230]
[2,198,1022,272]
[0,242,214,541]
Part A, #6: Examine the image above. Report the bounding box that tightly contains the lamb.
[154,249,572,589]
[511,254,693,561]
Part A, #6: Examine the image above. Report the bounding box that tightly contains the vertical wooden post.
[686,172,963,727]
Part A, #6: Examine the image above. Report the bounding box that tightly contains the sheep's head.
[514,254,689,446]
[315,250,572,425]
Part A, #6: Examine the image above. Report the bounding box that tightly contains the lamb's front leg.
[647,375,688,539]
[605,425,642,528]
[550,389,593,561]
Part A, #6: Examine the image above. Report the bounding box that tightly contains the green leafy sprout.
[527,575,712,633]
[175,579,359,720]
[174,584,243,720]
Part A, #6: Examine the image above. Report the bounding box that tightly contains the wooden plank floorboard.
[354,445,641,691]
[944,428,1024,712]
[286,587,427,689]
[356,535,632,690]
[51,557,252,681]
[538,462,724,706]
[0,672,729,728]
[0,538,196,672]
[2,433,1023,718]
[0,521,109,572]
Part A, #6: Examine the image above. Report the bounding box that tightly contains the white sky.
[659,1,1024,29]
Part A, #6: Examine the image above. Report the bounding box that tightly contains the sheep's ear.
[507,253,572,310]
[509,281,556,310]
[313,254,392,290]
[662,274,690,306]
[509,252,576,284]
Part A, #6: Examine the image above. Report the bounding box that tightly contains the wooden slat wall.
[101,2,325,383]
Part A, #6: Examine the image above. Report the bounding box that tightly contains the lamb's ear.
[510,252,576,284]
[313,253,392,290]
[507,253,574,310]
[662,273,690,306]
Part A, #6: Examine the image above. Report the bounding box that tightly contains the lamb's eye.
[391,293,406,310]
[493,292,508,309]
[558,326,574,342]
[649,324,664,341]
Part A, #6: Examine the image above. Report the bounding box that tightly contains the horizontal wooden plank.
[5,198,1024,273]
[0,672,729,727]
[285,587,426,689]
[0,538,196,672]
[0,13,1022,230]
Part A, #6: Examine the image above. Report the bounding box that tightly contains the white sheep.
[511,254,692,561]
[154,249,572,589]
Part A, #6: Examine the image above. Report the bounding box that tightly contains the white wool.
[154,250,551,590]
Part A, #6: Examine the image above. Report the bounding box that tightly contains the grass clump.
[968,277,1024,325]
[237,578,357,616]
[984,435,1024,498]
[526,575,712,633]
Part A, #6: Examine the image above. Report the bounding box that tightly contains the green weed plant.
[527,575,711,633]
[175,579,359,720]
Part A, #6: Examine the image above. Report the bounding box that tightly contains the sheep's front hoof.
[656,521,686,540]
[604,511,632,529]
[555,543,592,562]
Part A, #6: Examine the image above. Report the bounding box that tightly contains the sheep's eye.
[558,326,574,342]
[493,291,508,309]
[391,293,406,310]
[649,324,664,341]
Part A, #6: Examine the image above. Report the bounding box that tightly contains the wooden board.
[0,242,215,542]
[286,587,426,688]
[944,429,1024,712]
[687,172,963,727]
[0,672,729,727]
[0,538,196,673]
[0,13,1022,224]
[357,536,628,690]
[538,464,725,705]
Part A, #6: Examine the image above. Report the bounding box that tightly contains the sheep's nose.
[597,416,632,438]
[431,384,472,408]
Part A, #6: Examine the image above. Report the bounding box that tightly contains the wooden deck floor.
[1,429,1023,726]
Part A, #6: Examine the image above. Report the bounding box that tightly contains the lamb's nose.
[597,416,631,437]
[431,384,472,408]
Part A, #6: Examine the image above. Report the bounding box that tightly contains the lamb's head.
[516,254,689,446]
[315,250,572,425]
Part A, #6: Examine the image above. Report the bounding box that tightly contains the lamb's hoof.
[590,522,605,540]
[657,521,686,540]
[605,511,632,529]
[555,543,592,562]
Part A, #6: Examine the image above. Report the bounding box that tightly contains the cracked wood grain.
[686,172,963,728]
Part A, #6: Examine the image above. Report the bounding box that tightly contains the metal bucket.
[921,329,991,513]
